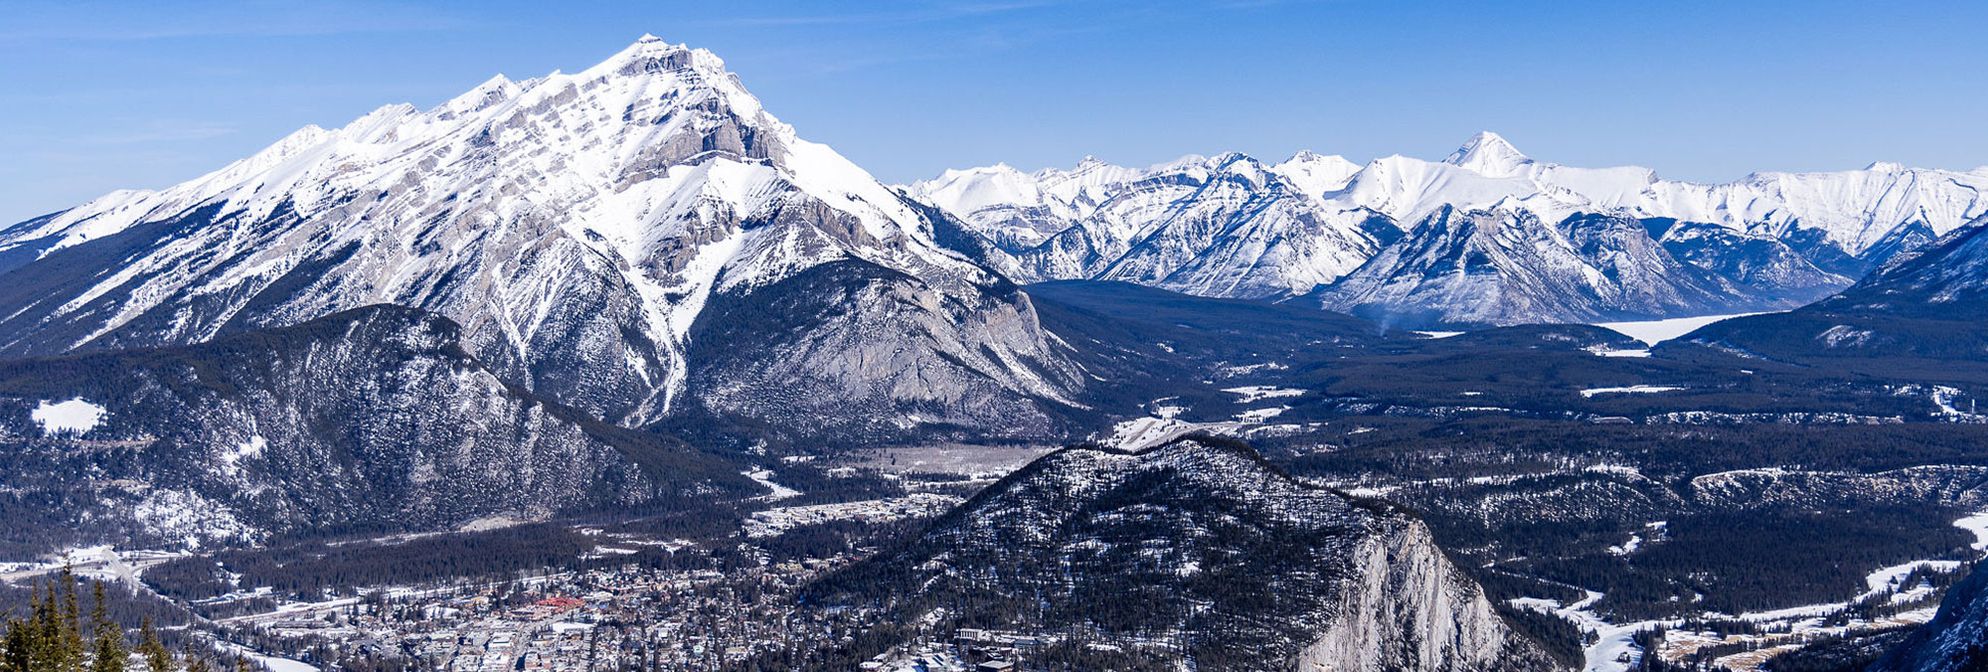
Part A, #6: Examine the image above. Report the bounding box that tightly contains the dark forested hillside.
[805,438,1565,671]
[0,305,751,554]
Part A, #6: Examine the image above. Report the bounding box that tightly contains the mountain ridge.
[909,133,1983,325]
[807,436,1564,671]
[0,35,1085,437]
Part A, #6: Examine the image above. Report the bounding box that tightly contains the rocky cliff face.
[0,305,749,552]
[685,260,1083,442]
[1295,516,1539,671]
[808,438,1562,671]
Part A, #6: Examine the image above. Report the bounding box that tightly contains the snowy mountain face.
[1682,215,1988,362]
[1441,130,1536,177]
[914,152,1398,299]
[1345,132,1988,260]
[0,305,749,551]
[809,438,1562,671]
[1310,207,1846,327]
[1649,218,1847,297]
[0,36,1081,435]
[913,131,1983,323]
[906,157,1140,252]
[1834,214,1988,311]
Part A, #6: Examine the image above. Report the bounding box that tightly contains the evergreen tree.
[31,582,60,672]
[137,619,172,672]
[0,572,91,672]
[57,568,84,672]
[180,646,209,672]
[88,583,126,672]
[28,576,77,672]
[2,615,34,672]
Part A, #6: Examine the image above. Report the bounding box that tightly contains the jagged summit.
[585,33,733,79]
[1274,149,1364,196]
[1442,130,1533,177]
[914,127,1986,322]
[0,37,1083,437]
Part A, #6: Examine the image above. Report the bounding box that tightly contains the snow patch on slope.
[31,398,106,435]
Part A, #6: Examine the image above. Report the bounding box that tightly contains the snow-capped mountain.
[906,156,1139,252]
[914,132,1984,324]
[1312,208,1735,326]
[1274,149,1366,195]
[0,305,749,551]
[1833,213,1988,310]
[1650,218,1849,297]
[1683,214,1988,362]
[1441,130,1535,177]
[1309,207,1851,327]
[1331,131,1988,261]
[916,152,1397,299]
[1073,153,1397,298]
[808,438,1562,671]
[0,36,1082,435]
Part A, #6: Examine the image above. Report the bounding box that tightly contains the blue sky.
[4,0,1986,224]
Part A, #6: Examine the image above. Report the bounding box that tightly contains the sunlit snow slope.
[0,36,1082,433]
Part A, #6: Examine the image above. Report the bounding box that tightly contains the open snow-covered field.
[1593,312,1776,346]
[1580,385,1686,398]
[1404,312,1777,348]
[30,398,106,435]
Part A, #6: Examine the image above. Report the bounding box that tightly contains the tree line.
[1,567,251,672]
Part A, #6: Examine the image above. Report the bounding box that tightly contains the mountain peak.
[1284,149,1343,164]
[1443,131,1532,177]
[1277,149,1357,169]
[1271,150,1362,196]
[585,34,727,79]
[1866,160,1907,173]
[1149,153,1210,173]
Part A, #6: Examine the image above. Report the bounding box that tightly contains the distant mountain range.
[6,35,1988,672]
[911,132,1986,326]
